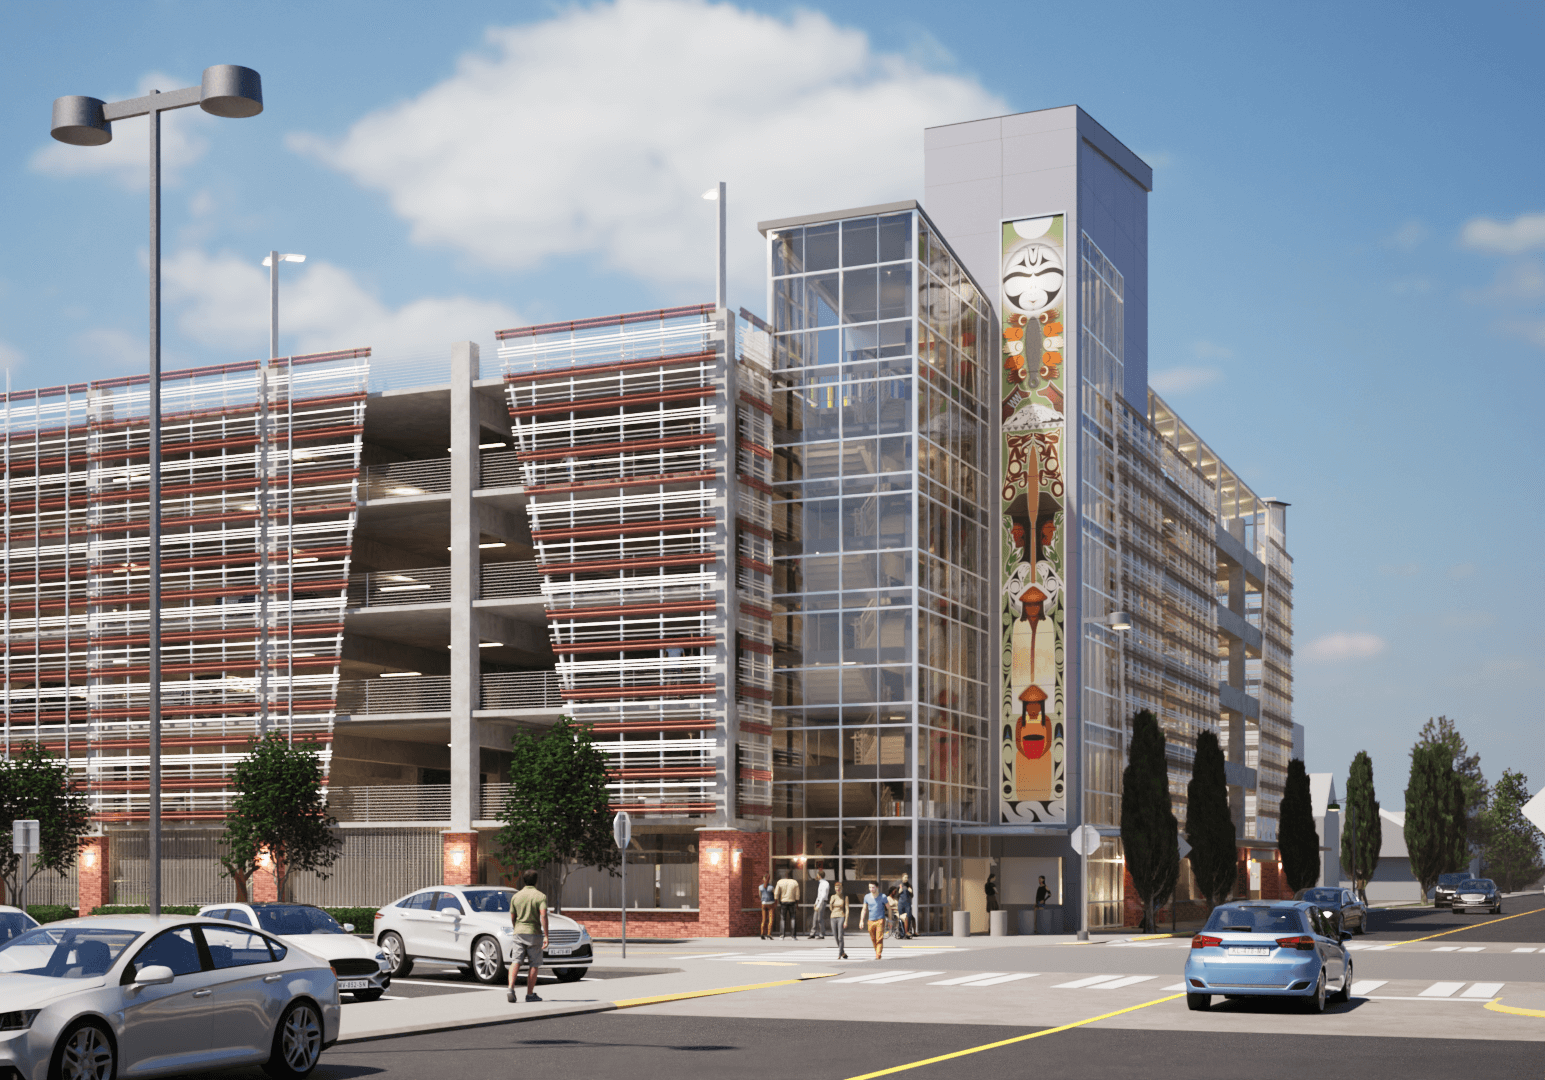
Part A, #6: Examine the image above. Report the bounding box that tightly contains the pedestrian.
[810,872,832,939]
[758,875,776,940]
[1034,875,1050,934]
[828,889,849,959]
[985,872,999,913]
[507,868,549,1003]
[774,869,801,939]
[897,873,915,937]
[860,882,895,960]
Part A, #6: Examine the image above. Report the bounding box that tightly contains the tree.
[1404,740,1467,902]
[1120,711,1179,933]
[221,735,341,902]
[1478,770,1544,892]
[1417,716,1488,860]
[0,745,91,908]
[1341,750,1382,902]
[496,716,619,909]
[1278,758,1320,894]
[1186,730,1236,910]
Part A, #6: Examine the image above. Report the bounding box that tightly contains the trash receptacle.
[953,910,971,938]
[989,910,1009,937]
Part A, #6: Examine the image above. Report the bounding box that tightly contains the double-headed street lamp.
[50,65,264,916]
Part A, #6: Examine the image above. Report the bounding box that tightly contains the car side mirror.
[343,923,355,933]
[1339,931,1353,942]
[134,965,175,987]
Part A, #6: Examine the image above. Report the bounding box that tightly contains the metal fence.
[363,459,451,498]
[481,561,542,599]
[480,451,522,489]
[336,672,563,716]
[480,671,565,710]
[330,783,511,824]
[348,567,450,606]
[290,828,445,908]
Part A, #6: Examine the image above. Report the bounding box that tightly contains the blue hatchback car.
[1183,900,1352,1013]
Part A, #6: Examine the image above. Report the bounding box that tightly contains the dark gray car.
[1433,872,1471,909]
[1298,887,1368,934]
[1451,878,1502,914]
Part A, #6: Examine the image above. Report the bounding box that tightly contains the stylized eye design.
[1002,241,1065,317]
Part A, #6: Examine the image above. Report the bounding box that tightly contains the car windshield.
[1301,889,1341,904]
[1438,873,1469,887]
[253,906,346,935]
[0,927,141,978]
[0,913,35,943]
[1203,906,1308,935]
[1458,880,1493,892]
[462,890,513,913]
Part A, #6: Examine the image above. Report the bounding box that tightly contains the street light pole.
[259,252,304,738]
[51,66,263,916]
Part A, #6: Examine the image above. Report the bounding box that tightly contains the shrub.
[324,907,381,933]
[88,905,201,917]
[25,904,76,924]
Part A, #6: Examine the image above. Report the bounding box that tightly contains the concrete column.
[78,835,110,915]
[449,343,482,832]
[443,831,479,887]
[710,312,736,826]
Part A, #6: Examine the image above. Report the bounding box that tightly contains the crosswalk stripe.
[1433,946,1460,952]
[861,970,944,985]
[1092,975,1157,990]
[929,972,1005,986]
[1512,947,1537,953]
[1418,982,1465,998]
[1457,946,1485,953]
[961,973,1039,987]
[1350,980,1386,995]
[1053,975,1124,989]
[1162,983,1186,992]
[831,970,921,983]
[1461,983,1504,998]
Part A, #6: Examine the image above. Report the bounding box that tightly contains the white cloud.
[161,249,524,359]
[31,73,212,189]
[290,0,1006,297]
[73,328,144,370]
[1149,365,1223,394]
[0,339,21,377]
[1461,212,1545,254]
[1301,632,1387,662]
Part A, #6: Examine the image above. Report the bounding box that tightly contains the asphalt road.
[1360,892,1545,942]
[301,1014,1538,1080]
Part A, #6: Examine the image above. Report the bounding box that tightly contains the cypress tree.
[1278,758,1320,894]
[1404,741,1467,902]
[1120,710,1179,933]
[1186,730,1236,910]
[1341,750,1382,902]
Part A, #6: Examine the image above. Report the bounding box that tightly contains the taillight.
[1275,935,1316,951]
[374,912,383,920]
[1191,935,1221,949]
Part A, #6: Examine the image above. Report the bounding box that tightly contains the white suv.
[374,885,594,984]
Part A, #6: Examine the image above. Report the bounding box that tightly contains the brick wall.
[78,836,110,914]
[442,833,479,887]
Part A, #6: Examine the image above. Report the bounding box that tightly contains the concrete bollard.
[953,910,971,938]
[989,909,1009,937]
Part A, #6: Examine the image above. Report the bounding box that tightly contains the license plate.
[1227,947,1270,956]
[339,979,372,990]
[547,947,572,956]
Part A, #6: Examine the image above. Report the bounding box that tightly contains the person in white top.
[810,873,832,939]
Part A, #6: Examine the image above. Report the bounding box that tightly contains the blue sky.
[2,0,1542,808]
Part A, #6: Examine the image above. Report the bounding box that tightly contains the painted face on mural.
[1002,241,1065,317]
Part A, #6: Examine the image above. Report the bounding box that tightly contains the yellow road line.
[1485,997,1545,1018]
[842,993,1186,1079]
[613,972,836,1009]
[1396,904,1545,944]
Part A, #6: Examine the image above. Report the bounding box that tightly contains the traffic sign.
[1177,833,1192,859]
[12,820,38,856]
[1070,824,1102,856]
[1523,787,1545,836]
[613,811,631,850]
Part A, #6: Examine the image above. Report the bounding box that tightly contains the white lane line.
[861,970,945,985]
[1350,980,1387,995]
[962,973,1039,987]
[1457,946,1485,953]
[831,970,939,984]
[1418,982,1465,998]
[1053,975,1126,989]
[1162,983,1186,992]
[1461,982,1505,998]
[1092,975,1157,990]
[1511,947,1537,953]
[1365,945,1395,951]
[930,972,1006,986]
[1432,946,1461,952]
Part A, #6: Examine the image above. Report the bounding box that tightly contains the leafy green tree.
[497,716,619,909]
[1278,758,1320,894]
[0,746,91,906]
[221,735,340,901]
[1404,740,1467,902]
[1186,730,1236,910]
[1479,770,1544,892]
[1417,716,1488,859]
[1341,750,1382,902]
[1120,711,1179,933]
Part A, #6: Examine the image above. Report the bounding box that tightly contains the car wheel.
[351,989,384,1002]
[1493,906,1501,915]
[379,932,413,978]
[50,1018,114,1080]
[470,936,507,985]
[262,1000,323,1080]
[554,967,586,983]
[1186,992,1211,1011]
[1301,969,1326,1014]
[1329,959,1352,1005]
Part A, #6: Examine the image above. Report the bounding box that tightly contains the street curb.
[1485,998,1545,1019]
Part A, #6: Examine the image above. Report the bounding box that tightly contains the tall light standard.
[258,252,304,738]
[1075,609,1131,941]
[50,65,263,916]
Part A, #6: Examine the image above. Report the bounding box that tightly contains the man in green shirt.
[508,869,550,1003]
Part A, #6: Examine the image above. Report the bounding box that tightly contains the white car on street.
[374,885,594,984]
[198,902,392,1001]
[0,913,338,1079]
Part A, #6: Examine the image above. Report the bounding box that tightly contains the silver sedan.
[0,914,339,1080]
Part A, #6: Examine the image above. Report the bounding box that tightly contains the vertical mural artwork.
[999,215,1068,823]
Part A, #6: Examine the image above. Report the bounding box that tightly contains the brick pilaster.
[696,830,768,937]
[78,836,110,915]
[251,850,281,902]
[443,832,479,887]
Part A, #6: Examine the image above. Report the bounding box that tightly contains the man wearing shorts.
[508,869,549,1003]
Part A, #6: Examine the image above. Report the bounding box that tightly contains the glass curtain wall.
[767,210,992,933]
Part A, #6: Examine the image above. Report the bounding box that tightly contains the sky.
[1,0,1542,809]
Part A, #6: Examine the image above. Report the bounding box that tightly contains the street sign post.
[12,821,39,917]
[613,812,631,958]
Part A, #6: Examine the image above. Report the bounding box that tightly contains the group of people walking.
[759,871,917,960]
